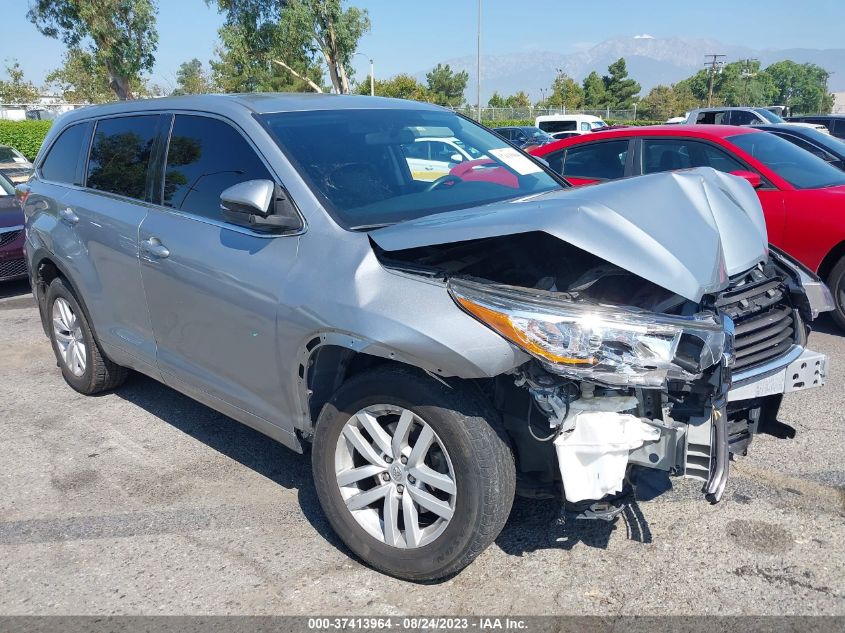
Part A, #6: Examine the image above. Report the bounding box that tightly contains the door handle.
[59,207,79,225]
[141,237,170,259]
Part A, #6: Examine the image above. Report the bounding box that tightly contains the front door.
[138,113,300,424]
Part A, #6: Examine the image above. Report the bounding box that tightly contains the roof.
[530,124,762,155]
[52,93,445,126]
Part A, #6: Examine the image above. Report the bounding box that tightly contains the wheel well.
[817,241,845,282]
[32,257,63,335]
[305,345,395,425]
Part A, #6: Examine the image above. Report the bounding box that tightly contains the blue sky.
[2,0,842,90]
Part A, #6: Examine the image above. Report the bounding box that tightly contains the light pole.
[477,0,482,121]
[355,52,374,96]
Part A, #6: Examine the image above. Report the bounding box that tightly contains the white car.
[686,107,829,134]
[535,114,608,139]
[402,135,484,181]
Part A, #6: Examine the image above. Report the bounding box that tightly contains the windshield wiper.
[349,222,395,231]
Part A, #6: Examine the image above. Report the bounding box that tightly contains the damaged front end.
[371,169,832,512]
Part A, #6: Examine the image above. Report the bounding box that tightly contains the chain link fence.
[0,102,89,121]
[447,106,638,123]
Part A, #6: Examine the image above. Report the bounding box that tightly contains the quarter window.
[87,116,159,200]
[562,140,628,180]
[163,115,273,220]
[41,122,89,185]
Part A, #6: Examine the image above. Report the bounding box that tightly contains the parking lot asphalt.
[0,278,843,616]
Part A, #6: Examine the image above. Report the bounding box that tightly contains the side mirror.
[220,179,302,232]
[449,153,463,163]
[730,170,763,189]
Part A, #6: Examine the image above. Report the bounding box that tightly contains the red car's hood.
[0,195,23,229]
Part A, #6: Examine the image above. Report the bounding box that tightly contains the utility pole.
[741,58,758,106]
[476,0,482,121]
[704,54,726,107]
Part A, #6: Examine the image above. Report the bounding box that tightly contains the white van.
[534,114,608,139]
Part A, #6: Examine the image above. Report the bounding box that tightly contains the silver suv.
[20,95,832,581]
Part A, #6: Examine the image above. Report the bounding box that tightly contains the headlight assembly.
[448,277,728,387]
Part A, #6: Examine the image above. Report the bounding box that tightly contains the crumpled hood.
[371,167,768,303]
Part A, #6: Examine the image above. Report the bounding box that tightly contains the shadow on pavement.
[496,495,652,556]
[0,279,31,300]
[112,374,349,554]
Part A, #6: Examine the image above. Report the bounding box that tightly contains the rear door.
[138,113,301,425]
[66,114,165,370]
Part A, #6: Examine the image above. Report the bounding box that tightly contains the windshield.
[0,172,13,195]
[0,147,28,163]
[754,109,785,124]
[729,132,845,189]
[522,127,552,140]
[591,121,608,129]
[261,109,562,229]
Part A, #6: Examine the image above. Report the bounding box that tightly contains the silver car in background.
[19,95,832,581]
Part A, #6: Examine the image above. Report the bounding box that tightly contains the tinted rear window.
[41,123,88,185]
[87,116,159,200]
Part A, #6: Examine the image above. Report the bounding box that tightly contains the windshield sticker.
[488,147,543,175]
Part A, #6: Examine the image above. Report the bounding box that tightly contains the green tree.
[487,91,506,108]
[425,64,468,107]
[27,0,158,101]
[0,62,41,104]
[637,83,700,120]
[550,73,584,110]
[209,0,370,94]
[764,60,834,114]
[355,73,428,101]
[504,91,530,108]
[603,58,640,109]
[46,48,156,103]
[173,58,215,95]
[582,71,607,107]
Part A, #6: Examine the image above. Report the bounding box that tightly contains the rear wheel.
[46,277,128,394]
[311,366,515,581]
[828,257,845,330]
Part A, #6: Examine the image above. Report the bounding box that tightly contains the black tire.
[46,277,128,394]
[828,257,845,331]
[311,366,515,581]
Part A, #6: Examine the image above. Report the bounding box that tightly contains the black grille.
[716,266,797,372]
[0,257,27,280]
[0,229,22,248]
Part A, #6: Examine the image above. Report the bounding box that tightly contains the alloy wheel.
[52,297,86,377]
[334,404,457,549]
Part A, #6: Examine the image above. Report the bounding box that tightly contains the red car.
[0,172,26,282]
[529,125,845,327]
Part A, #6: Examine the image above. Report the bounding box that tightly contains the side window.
[544,149,565,175]
[833,120,845,137]
[163,115,273,220]
[562,140,628,180]
[40,122,89,185]
[429,141,459,163]
[642,139,744,175]
[643,140,693,172]
[696,111,727,125]
[87,116,159,200]
[580,122,591,131]
[402,141,429,160]
[730,110,757,126]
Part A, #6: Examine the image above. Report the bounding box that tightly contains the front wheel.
[828,256,845,330]
[311,366,515,581]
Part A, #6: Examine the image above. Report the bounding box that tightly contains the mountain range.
[422,36,845,103]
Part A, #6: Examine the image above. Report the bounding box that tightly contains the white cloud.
[633,33,655,39]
